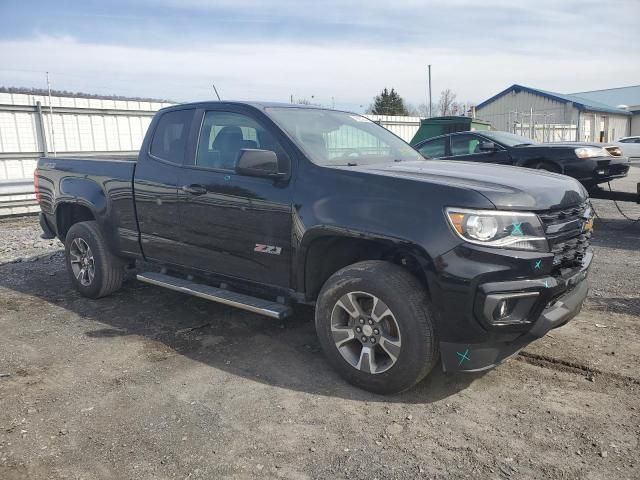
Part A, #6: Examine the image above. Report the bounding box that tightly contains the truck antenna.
[212,83,221,101]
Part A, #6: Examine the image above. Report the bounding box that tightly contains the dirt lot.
[1,170,639,480]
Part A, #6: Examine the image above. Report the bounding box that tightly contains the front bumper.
[439,251,591,372]
[564,156,630,185]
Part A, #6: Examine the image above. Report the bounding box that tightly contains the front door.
[177,108,293,288]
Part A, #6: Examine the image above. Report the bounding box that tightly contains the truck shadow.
[0,251,484,404]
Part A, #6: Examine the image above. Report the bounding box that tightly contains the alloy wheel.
[69,238,95,286]
[330,291,402,374]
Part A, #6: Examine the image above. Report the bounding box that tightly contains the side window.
[450,134,481,156]
[417,137,447,158]
[196,111,287,171]
[150,109,194,164]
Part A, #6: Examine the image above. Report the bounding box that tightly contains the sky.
[0,0,639,112]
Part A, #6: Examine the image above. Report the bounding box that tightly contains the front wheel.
[315,261,439,394]
[64,221,124,299]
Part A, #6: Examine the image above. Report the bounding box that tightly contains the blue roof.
[477,84,632,115]
[570,85,640,110]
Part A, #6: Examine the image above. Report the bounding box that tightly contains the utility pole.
[428,65,432,118]
[46,71,56,157]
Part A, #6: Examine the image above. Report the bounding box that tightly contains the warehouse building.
[571,85,640,137]
[476,84,638,143]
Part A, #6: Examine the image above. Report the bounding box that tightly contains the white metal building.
[476,84,633,143]
[570,85,640,137]
[0,89,173,215]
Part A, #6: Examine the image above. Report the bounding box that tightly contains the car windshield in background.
[266,107,424,166]
[481,131,538,147]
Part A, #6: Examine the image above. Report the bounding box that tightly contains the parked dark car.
[35,102,593,394]
[414,130,630,188]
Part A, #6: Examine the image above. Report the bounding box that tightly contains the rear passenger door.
[134,107,195,265]
[177,107,294,288]
[443,134,512,164]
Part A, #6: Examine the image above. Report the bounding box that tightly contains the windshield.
[266,107,424,166]
[481,130,538,147]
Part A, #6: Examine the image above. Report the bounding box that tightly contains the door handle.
[181,184,208,195]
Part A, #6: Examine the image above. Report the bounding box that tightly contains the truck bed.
[36,155,140,257]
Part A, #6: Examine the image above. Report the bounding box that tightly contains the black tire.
[315,260,439,394]
[64,221,124,299]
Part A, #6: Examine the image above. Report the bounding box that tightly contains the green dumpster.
[410,116,492,145]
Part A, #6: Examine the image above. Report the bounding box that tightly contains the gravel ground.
[0,169,639,480]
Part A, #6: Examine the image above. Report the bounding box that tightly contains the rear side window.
[150,109,194,164]
[417,137,447,158]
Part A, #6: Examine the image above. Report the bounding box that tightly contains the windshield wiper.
[347,162,358,166]
[512,143,533,147]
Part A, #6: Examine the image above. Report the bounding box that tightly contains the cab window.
[150,109,194,164]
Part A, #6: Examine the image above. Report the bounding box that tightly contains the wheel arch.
[54,202,97,242]
[53,177,109,242]
[521,158,563,173]
[297,227,433,301]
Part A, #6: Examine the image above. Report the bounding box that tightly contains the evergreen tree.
[368,88,409,116]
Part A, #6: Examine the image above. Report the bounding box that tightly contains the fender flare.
[295,225,434,295]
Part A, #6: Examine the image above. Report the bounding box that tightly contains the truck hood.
[356,160,587,211]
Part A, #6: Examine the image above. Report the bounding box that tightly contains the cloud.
[2,34,639,112]
[0,0,639,110]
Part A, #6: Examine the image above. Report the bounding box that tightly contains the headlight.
[575,146,609,159]
[445,207,548,251]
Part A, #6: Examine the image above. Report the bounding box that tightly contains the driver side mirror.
[478,141,498,152]
[236,149,286,179]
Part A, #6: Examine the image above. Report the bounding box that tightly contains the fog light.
[483,292,540,326]
[494,299,512,320]
[597,169,606,175]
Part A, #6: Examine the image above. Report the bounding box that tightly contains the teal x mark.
[511,222,523,236]
[456,349,470,366]
[534,260,542,270]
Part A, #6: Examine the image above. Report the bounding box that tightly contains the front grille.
[538,202,592,273]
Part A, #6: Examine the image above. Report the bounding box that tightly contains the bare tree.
[438,89,457,116]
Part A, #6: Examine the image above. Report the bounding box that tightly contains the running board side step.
[136,272,292,319]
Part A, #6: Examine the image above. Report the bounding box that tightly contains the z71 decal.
[254,244,282,255]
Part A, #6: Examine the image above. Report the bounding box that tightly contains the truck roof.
[158,101,329,112]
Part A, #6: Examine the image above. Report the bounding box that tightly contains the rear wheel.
[315,260,438,394]
[64,221,124,298]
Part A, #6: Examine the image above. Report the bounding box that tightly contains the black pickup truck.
[35,102,594,394]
